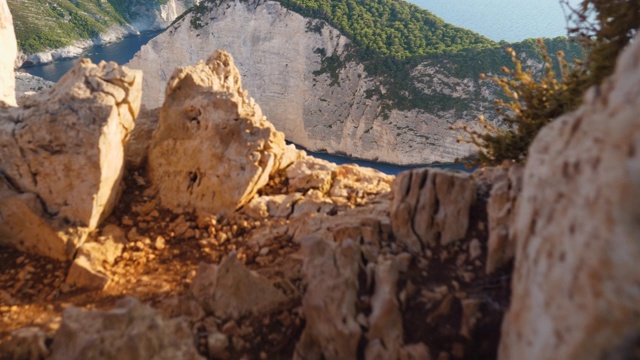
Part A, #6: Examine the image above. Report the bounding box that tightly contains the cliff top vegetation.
[8,0,128,53]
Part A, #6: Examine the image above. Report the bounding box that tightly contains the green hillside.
[277,0,496,59]
[7,0,178,54]
[259,0,585,114]
[8,0,127,53]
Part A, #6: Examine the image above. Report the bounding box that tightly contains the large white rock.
[499,37,640,359]
[148,50,298,215]
[0,60,142,260]
[0,0,17,106]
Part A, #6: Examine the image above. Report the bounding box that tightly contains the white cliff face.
[0,0,17,106]
[128,0,199,31]
[127,0,479,165]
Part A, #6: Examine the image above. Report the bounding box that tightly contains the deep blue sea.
[19,0,575,174]
[18,31,162,83]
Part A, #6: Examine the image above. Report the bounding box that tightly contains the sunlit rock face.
[147,50,299,215]
[0,59,142,260]
[499,35,640,360]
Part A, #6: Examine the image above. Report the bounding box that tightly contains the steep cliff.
[8,0,199,66]
[127,0,476,164]
[127,0,579,165]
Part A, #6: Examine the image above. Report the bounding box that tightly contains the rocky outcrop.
[14,72,53,105]
[499,36,640,359]
[191,255,289,318]
[0,0,16,106]
[50,297,204,360]
[390,168,477,253]
[148,50,300,215]
[474,163,523,274]
[0,60,142,260]
[127,0,488,165]
[0,48,512,360]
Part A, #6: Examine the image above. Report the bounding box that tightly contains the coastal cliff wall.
[128,0,489,165]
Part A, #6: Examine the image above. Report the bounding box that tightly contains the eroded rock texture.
[499,36,640,359]
[190,254,288,319]
[148,50,300,215]
[0,60,142,260]
[50,297,204,360]
[390,168,477,253]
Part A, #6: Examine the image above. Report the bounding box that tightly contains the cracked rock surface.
[0,59,142,260]
[148,50,301,215]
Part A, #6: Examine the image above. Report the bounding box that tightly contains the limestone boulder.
[125,108,159,168]
[190,254,289,319]
[499,36,640,359]
[50,297,204,360]
[390,168,477,253]
[0,327,50,360]
[65,228,126,291]
[0,0,17,106]
[0,59,142,260]
[148,50,299,215]
[286,157,336,193]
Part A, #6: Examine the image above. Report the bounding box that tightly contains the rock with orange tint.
[0,59,142,260]
[190,254,288,319]
[148,50,300,215]
[50,297,204,360]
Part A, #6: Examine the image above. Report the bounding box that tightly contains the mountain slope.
[8,0,197,61]
[127,0,582,165]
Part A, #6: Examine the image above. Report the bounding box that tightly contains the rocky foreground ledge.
[1,4,640,360]
[1,48,512,359]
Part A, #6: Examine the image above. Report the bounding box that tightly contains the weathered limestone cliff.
[127,0,490,165]
[0,0,16,106]
[14,72,53,105]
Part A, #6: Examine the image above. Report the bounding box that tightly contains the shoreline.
[16,28,166,69]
